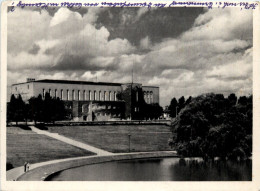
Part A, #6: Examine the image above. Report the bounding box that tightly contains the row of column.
[42,89,119,101]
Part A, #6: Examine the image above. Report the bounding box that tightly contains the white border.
[1,1,260,190]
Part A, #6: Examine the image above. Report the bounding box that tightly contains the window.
[94,91,97,101]
[99,91,102,101]
[55,89,57,98]
[78,90,80,100]
[89,90,92,100]
[109,92,112,101]
[114,92,117,101]
[136,91,138,102]
[82,105,84,112]
[104,91,107,101]
[67,90,69,100]
[72,90,75,100]
[43,89,45,98]
[83,90,86,101]
[61,89,63,100]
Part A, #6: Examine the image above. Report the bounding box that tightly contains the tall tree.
[7,94,25,125]
[185,96,192,106]
[228,93,237,106]
[178,96,186,113]
[168,97,178,118]
[28,95,44,125]
[7,94,16,123]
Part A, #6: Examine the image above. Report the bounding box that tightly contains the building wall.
[71,101,125,121]
[11,83,34,102]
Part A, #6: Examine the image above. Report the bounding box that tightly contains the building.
[11,79,159,121]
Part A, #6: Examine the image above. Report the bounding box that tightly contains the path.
[30,126,112,156]
[6,155,99,181]
[18,151,178,181]
[7,126,112,181]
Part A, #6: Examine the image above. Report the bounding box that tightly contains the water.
[49,158,252,181]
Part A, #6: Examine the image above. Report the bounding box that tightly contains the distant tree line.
[169,93,252,161]
[7,93,67,125]
[167,96,192,118]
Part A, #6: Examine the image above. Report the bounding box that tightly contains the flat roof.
[142,86,159,88]
[12,79,159,88]
[12,79,122,86]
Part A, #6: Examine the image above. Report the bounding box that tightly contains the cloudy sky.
[7,7,252,106]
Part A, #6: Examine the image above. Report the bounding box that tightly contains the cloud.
[8,8,135,72]
[28,44,40,55]
[7,8,52,54]
[182,8,252,41]
[7,8,253,107]
[140,36,152,50]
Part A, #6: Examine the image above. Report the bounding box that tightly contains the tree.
[185,96,192,106]
[7,94,25,125]
[141,103,163,120]
[28,93,67,124]
[52,97,66,122]
[238,96,248,105]
[28,95,44,125]
[178,96,186,112]
[228,93,237,106]
[168,98,178,118]
[170,93,252,160]
[7,94,16,123]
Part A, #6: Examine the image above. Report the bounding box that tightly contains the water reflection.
[49,158,251,181]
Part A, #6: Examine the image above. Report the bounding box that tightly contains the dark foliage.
[28,93,67,124]
[7,93,67,124]
[169,93,252,160]
[6,162,14,171]
[168,98,178,118]
[141,103,163,120]
[168,96,192,118]
[7,94,25,125]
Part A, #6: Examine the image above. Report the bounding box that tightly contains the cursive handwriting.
[10,0,258,12]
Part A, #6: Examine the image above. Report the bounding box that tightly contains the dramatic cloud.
[7,7,253,106]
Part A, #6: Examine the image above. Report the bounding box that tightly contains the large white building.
[11,79,159,121]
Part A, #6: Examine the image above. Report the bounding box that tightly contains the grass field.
[47,125,173,153]
[7,126,94,168]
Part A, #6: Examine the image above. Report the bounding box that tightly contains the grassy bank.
[7,126,94,168]
[47,125,172,153]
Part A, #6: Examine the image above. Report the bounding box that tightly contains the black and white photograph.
[1,0,260,189]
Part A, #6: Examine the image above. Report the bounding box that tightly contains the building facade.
[11,79,159,121]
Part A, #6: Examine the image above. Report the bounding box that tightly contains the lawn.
[7,126,94,168]
[47,125,173,153]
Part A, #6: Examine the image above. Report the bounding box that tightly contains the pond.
[48,158,252,181]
